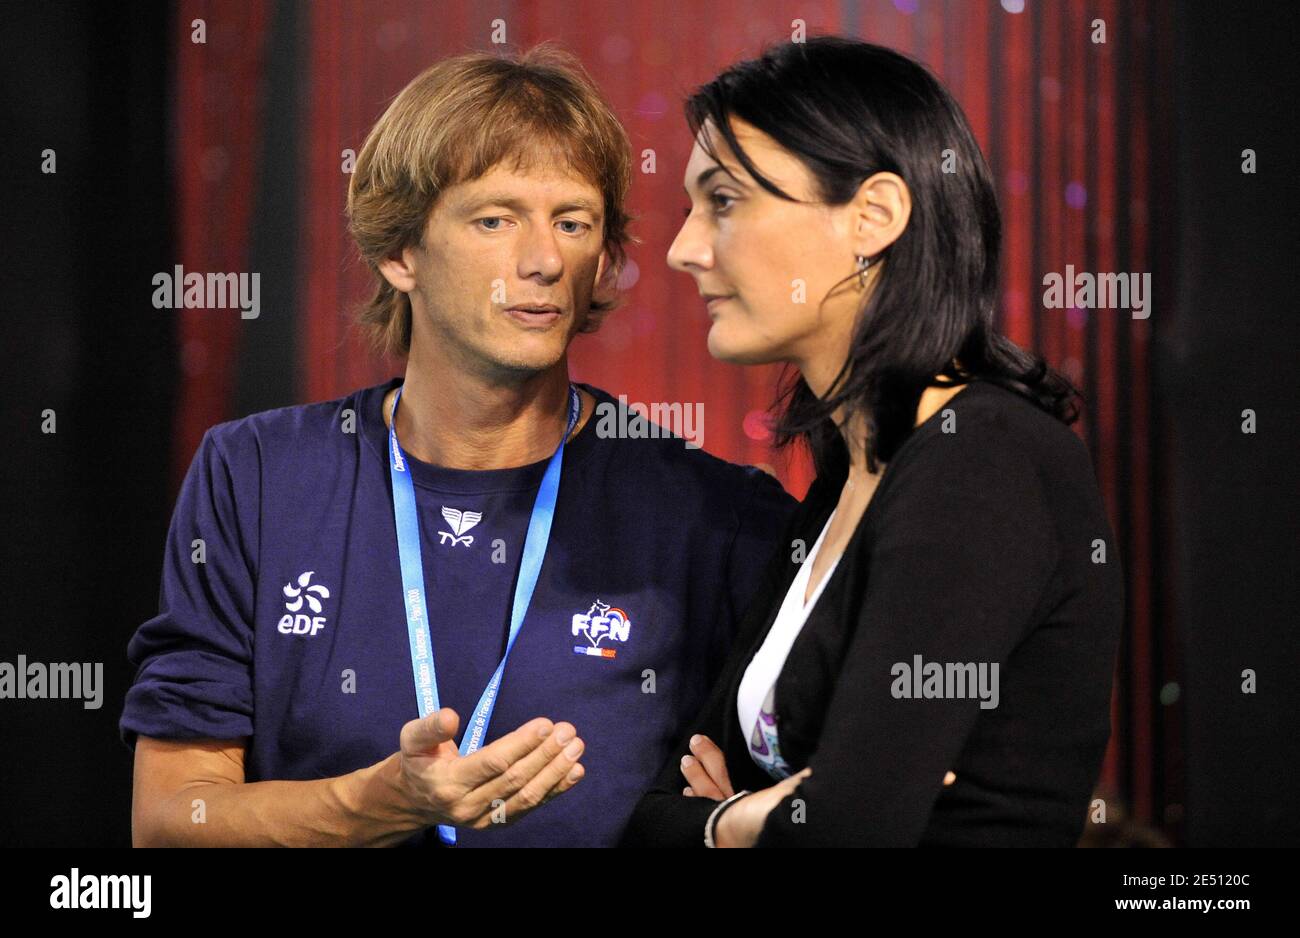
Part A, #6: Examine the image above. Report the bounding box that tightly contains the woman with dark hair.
[622,37,1124,847]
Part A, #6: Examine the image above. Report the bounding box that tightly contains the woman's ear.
[849,171,912,259]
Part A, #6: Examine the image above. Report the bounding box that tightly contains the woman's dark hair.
[684,36,1080,477]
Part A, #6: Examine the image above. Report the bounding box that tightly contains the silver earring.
[855,254,874,287]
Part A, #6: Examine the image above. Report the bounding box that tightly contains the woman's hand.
[679,734,734,801]
[714,768,812,847]
[714,768,958,847]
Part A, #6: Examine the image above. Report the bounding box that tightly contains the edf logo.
[278,571,330,636]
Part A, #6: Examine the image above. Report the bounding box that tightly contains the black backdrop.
[0,1,174,847]
[1167,1,1299,847]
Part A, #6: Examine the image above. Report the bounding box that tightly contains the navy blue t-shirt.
[120,377,796,846]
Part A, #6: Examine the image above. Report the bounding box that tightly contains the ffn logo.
[278,571,330,636]
[571,599,632,660]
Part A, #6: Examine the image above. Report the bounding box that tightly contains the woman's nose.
[667,216,713,273]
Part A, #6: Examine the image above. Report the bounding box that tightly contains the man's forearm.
[137,753,429,847]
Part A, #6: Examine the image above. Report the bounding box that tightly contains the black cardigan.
[621,379,1124,847]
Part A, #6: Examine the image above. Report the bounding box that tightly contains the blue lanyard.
[387,382,580,845]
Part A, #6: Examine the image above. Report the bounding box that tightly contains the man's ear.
[591,247,621,308]
[377,245,419,295]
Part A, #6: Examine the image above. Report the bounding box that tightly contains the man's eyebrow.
[454,193,602,216]
[553,197,603,216]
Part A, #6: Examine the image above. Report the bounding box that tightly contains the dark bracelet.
[703,790,751,848]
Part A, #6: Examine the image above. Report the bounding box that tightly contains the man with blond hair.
[121,45,794,847]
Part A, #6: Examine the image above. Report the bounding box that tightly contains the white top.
[736,509,841,780]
